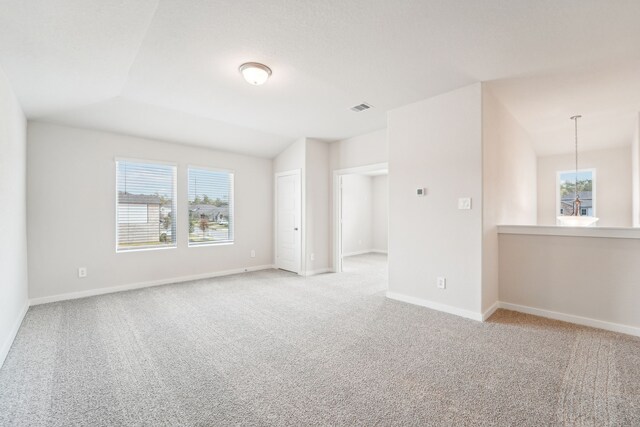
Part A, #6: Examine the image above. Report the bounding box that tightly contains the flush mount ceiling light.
[239,62,272,85]
[557,115,599,227]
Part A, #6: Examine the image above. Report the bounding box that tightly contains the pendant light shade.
[557,215,599,226]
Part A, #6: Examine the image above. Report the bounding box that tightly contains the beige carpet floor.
[0,253,638,426]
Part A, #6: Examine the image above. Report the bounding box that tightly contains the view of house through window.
[116,160,177,251]
[557,169,595,217]
[188,167,234,245]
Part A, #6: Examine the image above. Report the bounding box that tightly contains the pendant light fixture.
[557,115,599,227]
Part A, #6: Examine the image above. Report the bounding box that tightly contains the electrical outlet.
[310,253,315,261]
[250,249,256,258]
[458,197,472,210]
[78,267,87,278]
[437,277,446,289]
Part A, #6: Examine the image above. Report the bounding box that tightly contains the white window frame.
[555,168,596,222]
[187,165,235,248]
[115,157,178,253]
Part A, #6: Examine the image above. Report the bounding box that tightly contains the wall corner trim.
[386,291,483,322]
[0,300,29,369]
[498,302,640,337]
[482,301,499,321]
[29,265,276,306]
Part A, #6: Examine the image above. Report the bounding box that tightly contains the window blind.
[188,167,234,246]
[116,160,177,251]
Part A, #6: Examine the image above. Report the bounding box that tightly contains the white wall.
[499,233,640,333]
[340,173,388,257]
[632,114,640,227]
[27,122,273,300]
[329,129,387,171]
[482,87,537,313]
[342,174,373,255]
[372,175,388,253]
[387,83,483,317]
[273,137,305,173]
[304,138,330,273]
[0,67,28,367]
[537,146,632,227]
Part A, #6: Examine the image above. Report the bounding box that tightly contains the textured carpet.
[1,254,639,426]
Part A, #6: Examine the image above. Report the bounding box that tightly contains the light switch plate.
[458,197,472,210]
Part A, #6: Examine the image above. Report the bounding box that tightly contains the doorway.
[333,163,388,274]
[275,170,302,273]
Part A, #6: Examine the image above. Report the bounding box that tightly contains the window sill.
[116,245,177,253]
[497,225,640,240]
[188,241,234,248]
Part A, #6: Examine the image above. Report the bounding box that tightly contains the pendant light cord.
[570,115,582,213]
[574,116,578,200]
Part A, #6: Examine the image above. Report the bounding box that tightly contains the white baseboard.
[342,250,373,257]
[0,299,29,369]
[303,268,332,277]
[498,302,640,337]
[29,265,275,306]
[343,250,387,256]
[382,295,639,336]
[482,301,499,321]
[386,291,483,322]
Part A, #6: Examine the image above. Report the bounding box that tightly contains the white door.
[276,171,301,273]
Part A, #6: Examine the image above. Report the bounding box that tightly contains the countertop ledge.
[497,225,640,240]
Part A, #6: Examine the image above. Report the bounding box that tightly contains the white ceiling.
[488,61,640,156]
[1,0,640,158]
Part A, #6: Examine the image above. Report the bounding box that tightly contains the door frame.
[332,162,388,273]
[274,169,302,274]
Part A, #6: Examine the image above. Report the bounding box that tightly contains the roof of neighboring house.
[560,201,574,209]
[118,193,162,205]
[561,191,593,208]
[561,191,592,200]
[189,204,229,216]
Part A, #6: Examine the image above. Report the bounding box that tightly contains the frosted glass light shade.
[557,216,599,227]
[239,62,272,85]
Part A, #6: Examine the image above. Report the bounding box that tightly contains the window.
[118,205,148,224]
[557,168,596,218]
[188,167,234,246]
[116,160,177,251]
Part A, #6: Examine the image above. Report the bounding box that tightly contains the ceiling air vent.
[350,102,373,112]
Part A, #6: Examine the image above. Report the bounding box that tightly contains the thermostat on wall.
[416,188,426,196]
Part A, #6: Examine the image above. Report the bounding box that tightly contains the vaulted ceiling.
[1,0,639,157]
[488,61,640,156]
